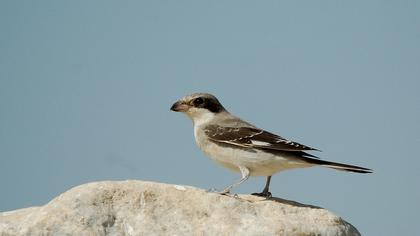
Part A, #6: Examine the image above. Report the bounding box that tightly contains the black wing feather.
[204,125,319,152]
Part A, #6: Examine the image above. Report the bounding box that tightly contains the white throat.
[189,110,215,142]
[190,110,216,127]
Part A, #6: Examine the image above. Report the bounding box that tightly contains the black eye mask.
[193,97,224,113]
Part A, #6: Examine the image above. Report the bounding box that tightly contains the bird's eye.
[193,97,204,106]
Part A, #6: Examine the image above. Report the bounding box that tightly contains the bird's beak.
[170,100,190,112]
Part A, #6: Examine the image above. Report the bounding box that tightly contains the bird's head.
[170,93,226,124]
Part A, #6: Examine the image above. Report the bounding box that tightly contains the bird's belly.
[198,138,311,176]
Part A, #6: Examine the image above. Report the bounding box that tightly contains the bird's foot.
[219,188,240,198]
[219,189,231,196]
[251,191,272,198]
[220,191,239,198]
[206,188,235,196]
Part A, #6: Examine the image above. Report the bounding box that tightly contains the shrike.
[171,93,372,197]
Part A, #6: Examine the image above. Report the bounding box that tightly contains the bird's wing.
[204,124,319,152]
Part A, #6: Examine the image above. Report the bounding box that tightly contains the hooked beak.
[170,101,190,112]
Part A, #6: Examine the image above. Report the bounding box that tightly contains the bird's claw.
[251,191,272,198]
[206,188,234,196]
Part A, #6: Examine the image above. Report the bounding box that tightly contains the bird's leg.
[220,167,250,195]
[252,176,272,198]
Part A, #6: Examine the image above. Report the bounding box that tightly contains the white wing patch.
[250,140,272,146]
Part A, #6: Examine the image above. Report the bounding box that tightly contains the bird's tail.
[305,158,372,173]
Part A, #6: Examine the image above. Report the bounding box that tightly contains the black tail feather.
[305,158,372,173]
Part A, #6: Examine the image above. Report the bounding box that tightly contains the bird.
[170,93,372,197]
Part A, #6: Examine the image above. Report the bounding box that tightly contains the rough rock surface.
[0,180,360,236]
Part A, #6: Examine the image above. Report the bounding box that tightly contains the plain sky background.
[1,1,419,235]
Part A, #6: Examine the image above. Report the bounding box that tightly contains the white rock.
[0,180,361,236]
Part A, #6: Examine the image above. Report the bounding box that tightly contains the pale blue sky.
[1,1,419,235]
